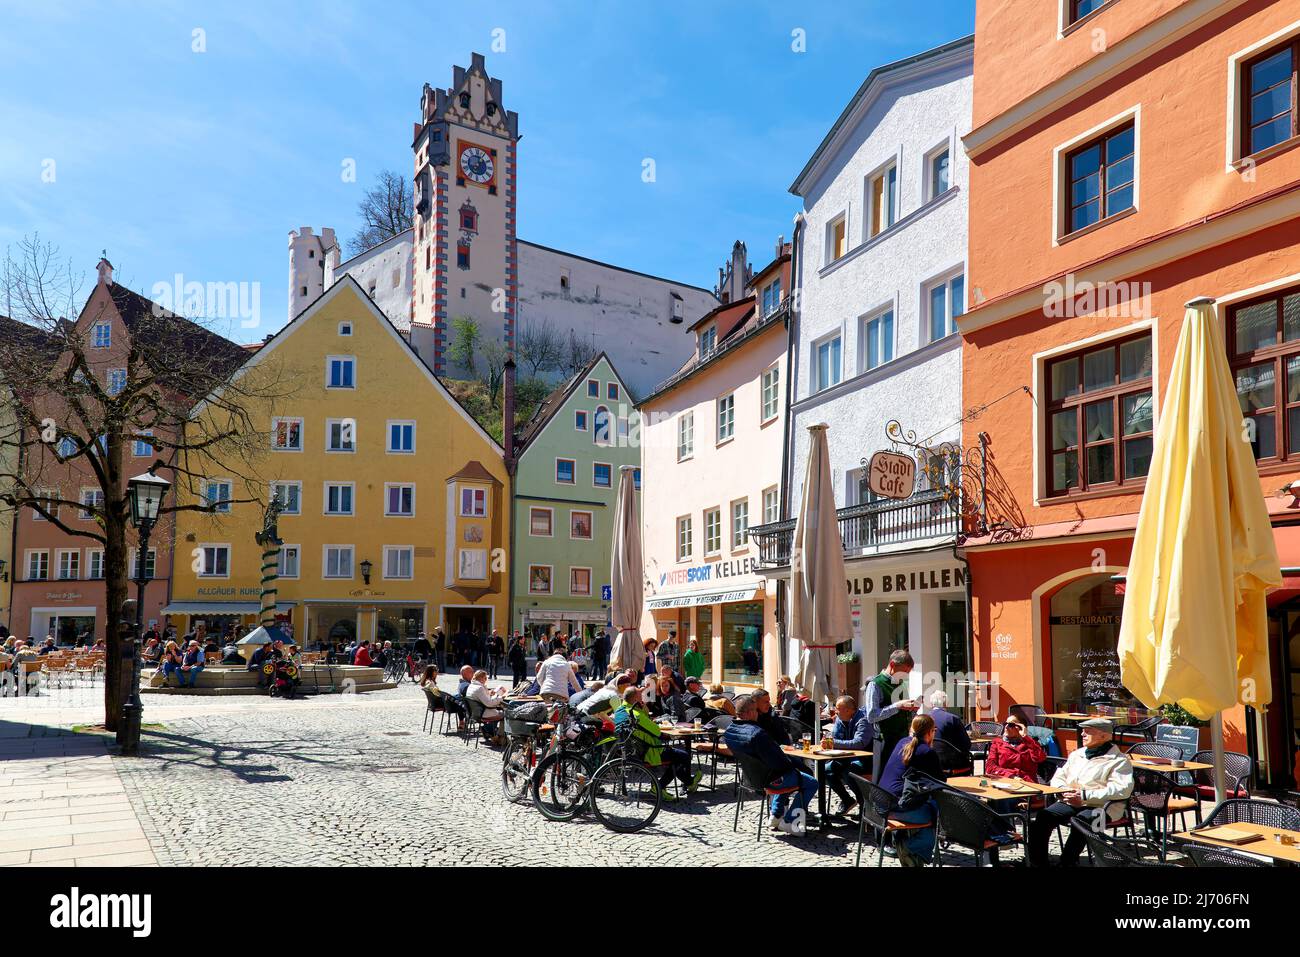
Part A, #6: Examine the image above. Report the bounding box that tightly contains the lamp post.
[119,469,170,754]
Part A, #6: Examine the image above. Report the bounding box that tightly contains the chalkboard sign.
[1155,724,1200,762]
[1077,647,1124,702]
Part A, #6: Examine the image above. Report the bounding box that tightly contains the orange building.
[961,0,1300,786]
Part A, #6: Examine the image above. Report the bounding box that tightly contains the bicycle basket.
[503,718,542,738]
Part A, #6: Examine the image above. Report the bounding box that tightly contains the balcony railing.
[747,488,960,569]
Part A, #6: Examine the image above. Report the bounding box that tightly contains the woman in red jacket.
[984,715,1046,782]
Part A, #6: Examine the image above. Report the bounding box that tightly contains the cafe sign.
[868,450,915,501]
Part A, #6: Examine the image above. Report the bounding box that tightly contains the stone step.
[142,681,397,696]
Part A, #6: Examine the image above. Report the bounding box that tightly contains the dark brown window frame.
[1063,120,1135,238]
[1044,332,1154,498]
[1228,284,1300,465]
[1241,37,1300,158]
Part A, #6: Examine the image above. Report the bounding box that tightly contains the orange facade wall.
[969,0,1300,306]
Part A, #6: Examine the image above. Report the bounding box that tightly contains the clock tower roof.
[416,52,518,145]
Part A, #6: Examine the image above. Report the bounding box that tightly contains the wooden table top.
[947,776,1065,801]
[1173,824,1300,864]
[658,726,714,738]
[782,745,872,761]
[1131,757,1214,773]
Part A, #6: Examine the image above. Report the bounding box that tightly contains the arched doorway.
[1046,572,1140,712]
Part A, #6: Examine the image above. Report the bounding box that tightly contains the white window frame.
[731,498,749,550]
[56,548,80,581]
[271,417,304,452]
[198,544,230,579]
[761,364,780,423]
[762,486,780,525]
[79,486,103,521]
[129,547,156,581]
[87,549,104,580]
[569,509,593,541]
[555,457,576,485]
[31,488,57,521]
[569,566,592,597]
[459,486,487,517]
[529,506,554,538]
[383,545,414,580]
[593,405,613,446]
[326,355,356,389]
[825,212,848,265]
[132,429,155,457]
[26,549,49,581]
[865,157,899,240]
[325,418,356,453]
[323,481,355,516]
[923,268,966,343]
[592,461,613,489]
[458,548,489,581]
[859,304,897,372]
[278,544,301,579]
[716,393,735,443]
[386,419,416,453]
[924,138,953,202]
[338,321,353,336]
[677,411,694,461]
[574,410,588,432]
[812,330,843,393]
[699,325,717,356]
[323,544,354,579]
[92,321,111,348]
[528,563,554,595]
[703,508,721,557]
[270,480,302,516]
[106,368,127,396]
[384,482,415,517]
[204,478,233,514]
[676,515,692,562]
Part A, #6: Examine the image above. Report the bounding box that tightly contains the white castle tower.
[287,226,338,321]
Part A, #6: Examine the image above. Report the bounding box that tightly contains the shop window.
[721,602,764,685]
[874,601,909,672]
[695,606,713,675]
[1048,574,1141,711]
[1044,332,1153,495]
[1230,285,1300,463]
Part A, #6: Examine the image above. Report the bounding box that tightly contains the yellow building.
[166,276,509,647]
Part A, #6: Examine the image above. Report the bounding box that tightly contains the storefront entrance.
[1047,573,1141,712]
[722,601,764,685]
[1259,600,1300,789]
[445,606,491,636]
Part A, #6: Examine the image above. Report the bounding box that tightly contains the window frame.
[323,481,356,516]
[1227,284,1300,465]
[761,364,780,423]
[703,507,722,557]
[79,486,103,521]
[574,410,588,432]
[676,515,692,562]
[325,418,356,453]
[677,412,694,461]
[860,306,896,371]
[198,544,231,579]
[106,368,127,396]
[326,355,356,390]
[924,271,966,343]
[386,420,416,454]
[278,544,301,579]
[866,159,899,239]
[569,566,593,597]
[1065,0,1112,28]
[569,509,593,540]
[528,563,554,595]
[826,213,848,264]
[56,548,80,581]
[91,321,111,348]
[87,549,104,580]
[26,549,49,581]
[132,429,156,458]
[459,486,488,518]
[1060,118,1136,239]
[812,331,843,393]
[271,417,304,452]
[323,544,355,579]
[730,497,749,550]
[1042,330,1155,497]
[762,486,780,525]
[204,478,233,514]
[925,141,952,201]
[128,547,156,581]
[270,480,302,516]
[529,506,554,538]
[384,482,415,517]
[382,545,414,581]
[592,461,613,489]
[716,392,735,444]
[1240,36,1300,159]
[555,457,576,485]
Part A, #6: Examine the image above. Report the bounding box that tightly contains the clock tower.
[410,53,519,376]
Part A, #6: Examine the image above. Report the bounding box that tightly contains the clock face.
[459,145,494,185]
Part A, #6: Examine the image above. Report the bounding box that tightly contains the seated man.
[725,694,818,835]
[568,680,604,712]
[465,669,507,733]
[177,640,205,688]
[577,672,633,714]
[536,648,581,703]
[220,642,242,665]
[681,676,708,715]
[37,637,57,655]
[1028,718,1133,867]
[984,714,1045,782]
[614,686,701,802]
[456,664,474,699]
[823,695,873,817]
[927,690,972,754]
[752,689,791,745]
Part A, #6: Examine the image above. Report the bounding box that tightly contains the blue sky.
[0,1,973,340]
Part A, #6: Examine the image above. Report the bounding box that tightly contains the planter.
[835,659,862,700]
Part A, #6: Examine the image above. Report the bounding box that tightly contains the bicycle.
[530,717,664,833]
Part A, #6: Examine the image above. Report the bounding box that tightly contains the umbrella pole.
[1210,712,1226,806]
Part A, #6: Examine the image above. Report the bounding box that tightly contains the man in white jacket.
[1028,718,1134,866]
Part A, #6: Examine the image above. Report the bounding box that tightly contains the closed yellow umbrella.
[1118,298,1281,799]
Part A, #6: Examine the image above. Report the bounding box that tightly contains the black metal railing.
[748,489,960,568]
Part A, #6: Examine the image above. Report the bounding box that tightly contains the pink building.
[637,240,790,690]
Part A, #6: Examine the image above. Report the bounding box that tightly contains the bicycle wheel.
[501,738,533,804]
[531,751,592,822]
[589,759,662,833]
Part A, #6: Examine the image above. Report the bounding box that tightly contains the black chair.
[733,753,805,841]
[1069,820,1177,867]
[1036,755,1067,786]
[1127,742,1182,761]
[1129,768,1199,859]
[1198,798,1300,830]
[1182,844,1271,867]
[431,688,461,734]
[933,787,1023,866]
[1113,714,1163,744]
[420,686,443,734]
[967,721,1002,767]
[846,773,930,867]
[691,715,735,790]
[1176,751,1253,822]
[780,715,812,746]
[464,698,501,748]
[932,738,973,777]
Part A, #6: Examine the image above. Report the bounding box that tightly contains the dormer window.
[459,92,470,109]
[670,292,684,323]
[700,327,717,356]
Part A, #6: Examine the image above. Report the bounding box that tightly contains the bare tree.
[516,317,565,378]
[0,236,289,730]
[479,339,510,408]
[559,328,600,379]
[347,170,413,256]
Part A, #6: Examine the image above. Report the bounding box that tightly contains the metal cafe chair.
[1182,844,1272,867]
[1176,751,1253,822]
[1070,820,1177,868]
[732,753,804,842]
[846,773,930,868]
[1129,768,1199,860]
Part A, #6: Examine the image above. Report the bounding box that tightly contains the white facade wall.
[784,42,974,694]
[287,226,336,321]
[332,230,413,330]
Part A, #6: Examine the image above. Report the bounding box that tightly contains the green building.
[512,353,638,645]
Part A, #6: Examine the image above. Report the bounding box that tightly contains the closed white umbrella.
[790,424,854,737]
[609,465,647,673]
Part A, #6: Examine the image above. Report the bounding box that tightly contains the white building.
[753,36,975,702]
[289,54,717,398]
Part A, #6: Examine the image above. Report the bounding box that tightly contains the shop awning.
[162,601,296,615]
[524,609,610,623]
[646,586,761,610]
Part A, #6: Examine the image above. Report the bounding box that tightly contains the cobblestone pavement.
[97,679,931,868]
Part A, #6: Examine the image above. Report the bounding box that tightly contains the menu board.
[1155,724,1200,762]
[1077,647,1124,702]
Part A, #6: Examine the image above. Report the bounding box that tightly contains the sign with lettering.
[844,566,965,596]
[658,556,759,589]
[868,451,915,501]
[1155,724,1200,762]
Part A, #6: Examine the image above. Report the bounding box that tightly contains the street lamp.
[119,469,170,754]
[360,559,372,586]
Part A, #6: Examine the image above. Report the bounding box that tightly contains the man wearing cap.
[1028,718,1133,866]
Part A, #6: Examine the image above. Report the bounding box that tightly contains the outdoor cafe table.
[947,775,1066,854]
[1130,756,1214,774]
[1172,824,1300,866]
[781,745,872,827]
[658,724,721,788]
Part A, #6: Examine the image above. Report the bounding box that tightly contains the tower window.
[459,92,470,108]
[457,244,470,269]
